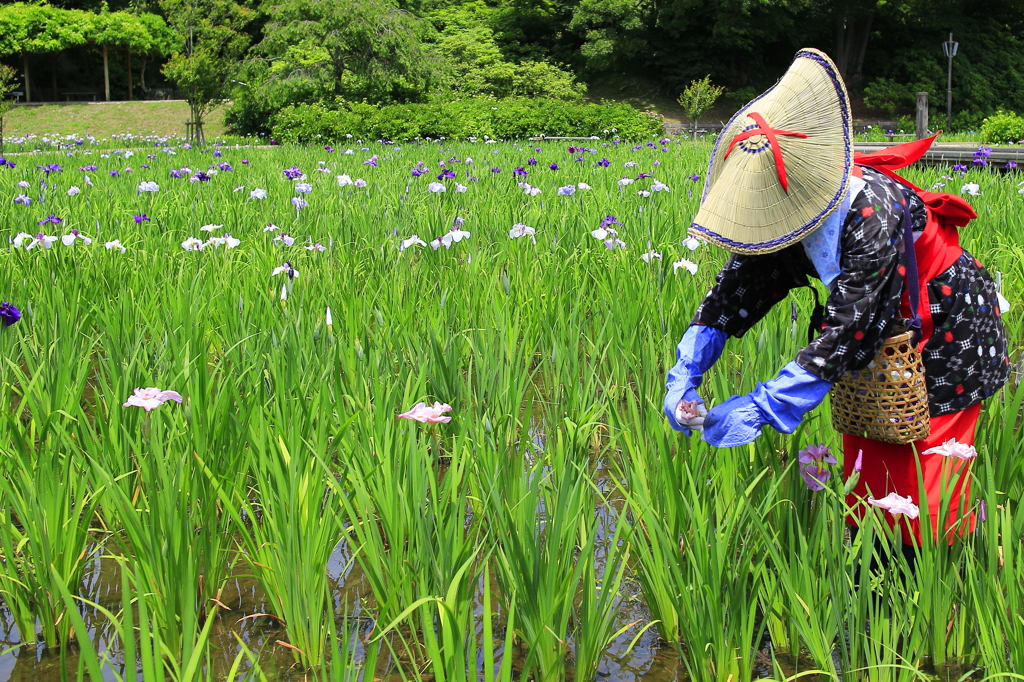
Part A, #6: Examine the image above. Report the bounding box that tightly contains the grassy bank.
[2,100,228,140]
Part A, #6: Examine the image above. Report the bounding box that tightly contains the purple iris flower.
[147,154,157,159]
[364,155,379,168]
[325,145,335,153]
[37,215,62,225]
[213,150,223,157]
[437,169,456,180]
[527,158,538,166]
[600,215,622,229]
[0,157,15,168]
[282,166,304,180]
[36,163,63,174]
[412,168,427,177]
[79,164,98,172]
[513,167,528,177]
[134,214,150,223]
[549,163,559,171]
[218,162,233,171]
[454,216,465,226]
[972,158,987,167]
[689,174,701,181]
[659,138,671,145]
[597,158,611,167]
[637,173,653,179]
[952,163,968,172]
[974,146,993,158]
[192,171,211,182]
[241,159,250,165]
[1007,161,1018,169]
[491,167,502,174]
[170,168,184,178]
[0,303,21,327]
[14,195,31,205]
[110,170,121,178]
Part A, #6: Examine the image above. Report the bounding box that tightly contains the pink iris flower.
[123,387,184,411]
[868,492,920,519]
[922,438,978,459]
[398,401,453,424]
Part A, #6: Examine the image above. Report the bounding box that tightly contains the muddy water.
[0,535,691,682]
[0,427,756,681]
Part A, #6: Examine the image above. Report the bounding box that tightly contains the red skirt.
[843,403,980,545]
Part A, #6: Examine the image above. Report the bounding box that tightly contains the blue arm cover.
[703,361,833,447]
[664,324,728,432]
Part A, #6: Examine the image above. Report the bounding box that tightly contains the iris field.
[0,133,1023,682]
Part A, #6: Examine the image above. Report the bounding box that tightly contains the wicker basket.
[831,329,930,444]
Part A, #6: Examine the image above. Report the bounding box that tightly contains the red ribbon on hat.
[723,112,808,192]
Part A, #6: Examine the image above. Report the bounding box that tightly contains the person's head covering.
[690,48,853,254]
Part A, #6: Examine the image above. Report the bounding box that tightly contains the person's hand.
[664,325,728,434]
[702,393,766,447]
[666,392,706,435]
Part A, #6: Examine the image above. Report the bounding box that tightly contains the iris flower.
[295,183,313,194]
[337,174,353,186]
[250,188,267,199]
[509,223,536,241]
[133,214,150,223]
[557,185,576,196]
[400,235,427,251]
[104,240,126,253]
[869,493,920,519]
[922,438,978,459]
[138,181,159,193]
[641,249,662,262]
[0,303,21,326]
[427,182,446,193]
[123,387,184,411]
[61,228,92,245]
[291,196,308,210]
[398,401,453,423]
[672,258,698,275]
[67,186,81,196]
[181,237,205,251]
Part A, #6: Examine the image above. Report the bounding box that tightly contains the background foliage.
[4,0,1024,135]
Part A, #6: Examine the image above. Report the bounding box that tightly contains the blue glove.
[703,361,833,447]
[664,324,728,434]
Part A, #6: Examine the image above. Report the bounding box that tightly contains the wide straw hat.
[690,49,853,254]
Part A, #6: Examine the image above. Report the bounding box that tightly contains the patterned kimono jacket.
[691,166,1009,417]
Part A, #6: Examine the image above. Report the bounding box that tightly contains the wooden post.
[22,53,30,103]
[102,44,110,101]
[916,92,929,139]
[127,49,133,101]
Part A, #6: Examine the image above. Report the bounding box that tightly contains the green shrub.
[863,77,911,117]
[981,110,1024,143]
[270,97,663,143]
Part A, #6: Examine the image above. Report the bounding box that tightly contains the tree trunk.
[127,49,133,101]
[22,53,30,103]
[51,52,58,101]
[835,4,876,85]
[102,44,110,101]
[851,12,873,84]
[139,56,148,93]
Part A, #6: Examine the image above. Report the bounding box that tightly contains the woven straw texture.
[831,330,931,444]
[690,48,852,254]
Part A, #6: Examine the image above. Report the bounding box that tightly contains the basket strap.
[902,199,923,346]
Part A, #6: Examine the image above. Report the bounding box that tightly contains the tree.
[0,64,18,154]
[161,0,252,143]
[677,75,724,138]
[256,0,441,100]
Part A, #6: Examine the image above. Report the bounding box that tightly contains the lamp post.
[943,32,958,126]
